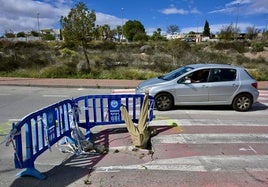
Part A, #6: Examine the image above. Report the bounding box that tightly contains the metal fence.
[6,94,154,180]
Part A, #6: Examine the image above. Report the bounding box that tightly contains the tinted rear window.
[209,68,237,82]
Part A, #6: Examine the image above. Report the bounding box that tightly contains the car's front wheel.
[232,93,253,112]
[155,93,174,111]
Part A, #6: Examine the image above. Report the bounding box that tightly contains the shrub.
[213,41,246,53]
[251,42,264,52]
[87,41,116,50]
[40,65,77,78]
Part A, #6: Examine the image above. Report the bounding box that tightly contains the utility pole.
[234,2,240,40]
[37,13,40,40]
[121,8,124,42]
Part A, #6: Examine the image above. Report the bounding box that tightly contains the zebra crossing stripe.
[96,155,268,172]
[150,119,267,127]
[151,133,268,144]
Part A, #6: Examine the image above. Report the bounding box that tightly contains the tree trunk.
[81,40,91,71]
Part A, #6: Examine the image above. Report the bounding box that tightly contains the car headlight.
[137,86,152,94]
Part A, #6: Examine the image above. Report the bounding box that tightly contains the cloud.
[0,0,72,35]
[161,7,188,15]
[96,12,127,28]
[209,0,268,15]
[226,0,251,7]
[246,0,268,14]
[161,7,200,15]
[0,0,127,35]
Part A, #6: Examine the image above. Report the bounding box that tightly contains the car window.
[208,68,237,82]
[178,69,210,83]
[188,69,209,83]
[159,66,194,81]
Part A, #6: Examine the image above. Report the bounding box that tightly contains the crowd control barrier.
[6,94,154,180]
[74,94,155,139]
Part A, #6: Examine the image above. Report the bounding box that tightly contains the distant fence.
[7,94,154,180]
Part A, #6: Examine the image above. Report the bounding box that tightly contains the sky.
[0,0,268,36]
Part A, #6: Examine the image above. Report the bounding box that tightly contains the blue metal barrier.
[8,94,154,180]
[74,94,154,139]
[10,99,74,180]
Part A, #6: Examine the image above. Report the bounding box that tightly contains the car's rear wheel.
[155,93,173,111]
[232,93,253,112]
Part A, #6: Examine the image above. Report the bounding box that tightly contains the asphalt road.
[1,86,268,187]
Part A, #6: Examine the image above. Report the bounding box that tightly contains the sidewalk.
[0,77,267,89]
[0,77,142,89]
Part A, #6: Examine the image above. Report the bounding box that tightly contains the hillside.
[0,40,267,81]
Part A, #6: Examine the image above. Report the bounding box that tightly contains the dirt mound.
[244,47,268,60]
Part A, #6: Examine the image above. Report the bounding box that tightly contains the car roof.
[186,63,239,69]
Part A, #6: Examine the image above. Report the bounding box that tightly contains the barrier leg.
[16,167,46,180]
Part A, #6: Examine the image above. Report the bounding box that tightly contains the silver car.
[136,64,259,111]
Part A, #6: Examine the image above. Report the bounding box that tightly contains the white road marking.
[96,155,268,172]
[8,119,21,123]
[239,146,257,154]
[111,89,135,94]
[150,119,268,127]
[151,133,268,144]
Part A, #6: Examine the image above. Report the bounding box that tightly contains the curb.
[0,77,267,90]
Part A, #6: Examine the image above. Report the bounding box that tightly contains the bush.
[40,65,77,78]
[0,56,20,72]
[251,42,264,52]
[87,41,116,50]
[213,41,247,53]
[0,39,267,81]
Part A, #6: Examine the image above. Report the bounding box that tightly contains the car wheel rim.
[236,96,250,110]
[156,95,171,110]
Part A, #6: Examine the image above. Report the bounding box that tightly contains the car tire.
[232,93,253,112]
[155,93,173,111]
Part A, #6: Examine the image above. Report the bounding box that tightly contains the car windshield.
[159,66,194,81]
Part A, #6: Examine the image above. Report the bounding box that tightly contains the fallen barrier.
[6,99,74,180]
[6,94,154,180]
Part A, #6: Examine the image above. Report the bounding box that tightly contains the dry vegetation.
[0,39,267,80]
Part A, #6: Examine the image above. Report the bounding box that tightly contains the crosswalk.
[148,90,268,173]
[258,90,268,105]
[98,90,268,174]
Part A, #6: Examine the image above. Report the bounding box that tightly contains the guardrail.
[7,94,154,180]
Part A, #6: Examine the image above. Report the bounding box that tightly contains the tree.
[166,25,180,35]
[17,32,26,37]
[123,20,146,41]
[133,32,148,41]
[150,28,166,41]
[95,24,116,41]
[116,25,123,41]
[42,33,55,40]
[60,2,96,70]
[31,30,40,37]
[203,20,210,37]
